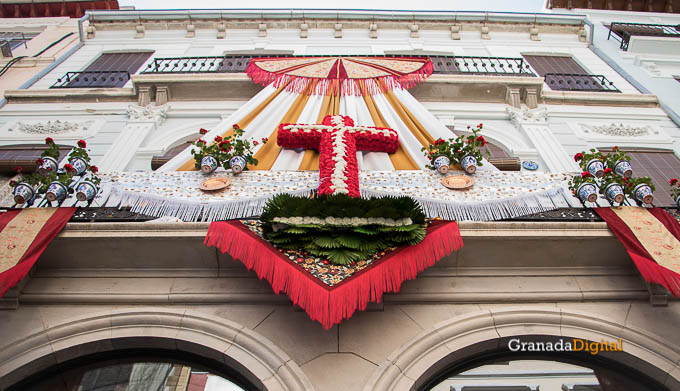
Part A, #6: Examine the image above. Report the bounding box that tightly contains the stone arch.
[0,308,313,391]
[364,307,680,391]
[452,122,534,158]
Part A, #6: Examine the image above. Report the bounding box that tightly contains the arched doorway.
[365,308,680,391]
[0,309,312,391]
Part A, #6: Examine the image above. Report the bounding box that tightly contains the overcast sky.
[117,0,548,13]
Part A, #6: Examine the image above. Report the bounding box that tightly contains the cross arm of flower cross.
[277,115,399,197]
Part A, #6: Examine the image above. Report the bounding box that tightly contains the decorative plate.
[199,177,232,192]
[522,160,539,171]
[441,175,474,190]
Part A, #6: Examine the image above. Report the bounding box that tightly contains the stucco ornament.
[126,104,170,125]
[8,120,94,135]
[506,106,548,127]
[581,123,655,137]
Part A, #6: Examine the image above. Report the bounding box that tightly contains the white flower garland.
[272,216,413,227]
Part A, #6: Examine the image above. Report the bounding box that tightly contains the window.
[151,139,197,170]
[0,144,71,174]
[0,32,37,50]
[600,148,680,206]
[522,55,616,92]
[60,51,153,88]
[482,142,521,171]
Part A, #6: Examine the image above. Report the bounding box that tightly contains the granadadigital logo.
[508,338,623,355]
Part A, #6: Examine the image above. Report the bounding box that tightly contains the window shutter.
[68,52,153,88]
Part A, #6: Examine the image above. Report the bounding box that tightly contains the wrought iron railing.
[142,56,253,74]
[141,54,537,77]
[608,22,680,51]
[431,56,535,76]
[51,70,131,88]
[544,73,620,92]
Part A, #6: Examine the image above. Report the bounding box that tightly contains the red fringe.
[245,58,433,96]
[205,220,462,329]
[595,207,680,297]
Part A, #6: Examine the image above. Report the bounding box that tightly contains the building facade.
[0,8,679,391]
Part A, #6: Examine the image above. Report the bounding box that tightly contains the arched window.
[427,358,666,391]
[10,353,254,391]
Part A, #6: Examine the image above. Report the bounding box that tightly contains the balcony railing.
[51,70,131,88]
[544,73,620,92]
[608,22,680,51]
[430,56,535,76]
[141,55,536,77]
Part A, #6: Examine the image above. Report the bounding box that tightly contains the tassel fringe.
[205,220,462,329]
[245,60,433,96]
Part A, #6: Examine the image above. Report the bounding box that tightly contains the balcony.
[51,70,131,88]
[544,73,620,92]
[608,22,680,51]
[430,56,535,76]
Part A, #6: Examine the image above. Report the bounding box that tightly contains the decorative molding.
[7,119,94,135]
[581,123,654,138]
[567,121,672,144]
[506,106,548,128]
[126,104,170,125]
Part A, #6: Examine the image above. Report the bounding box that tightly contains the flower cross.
[278,115,398,197]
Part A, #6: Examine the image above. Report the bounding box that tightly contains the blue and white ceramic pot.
[460,155,478,175]
[433,155,450,174]
[37,156,58,176]
[229,155,247,175]
[586,159,604,178]
[604,182,625,204]
[577,182,598,203]
[613,160,633,178]
[13,182,34,205]
[676,194,680,209]
[200,155,219,174]
[633,183,654,205]
[76,180,98,202]
[69,156,88,176]
[45,181,67,202]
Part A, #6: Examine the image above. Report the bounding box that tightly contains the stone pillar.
[135,23,144,39]
[369,23,378,39]
[334,23,342,38]
[98,104,169,171]
[137,86,151,107]
[507,106,579,173]
[300,23,309,38]
[258,23,267,37]
[506,88,521,108]
[451,24,461,40]
[155,86,170,105]
[186,23,196,38]
[524,87,539,109]
[217,22,226,39]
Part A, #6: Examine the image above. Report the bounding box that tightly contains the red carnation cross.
[278,115,399,197]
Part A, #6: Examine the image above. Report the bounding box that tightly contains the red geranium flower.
[475,136,486,146]
[45,137,54,145]
[613,146,619,151]
[196,139,205,145]
[64,164,73,172]
[77,139,86,148]
[253,140,259,146]
[261,137,269,143]
[671,178,679,186]
[214,135,223,142]
[14,166,23,173]
[9,180,16,187]
[603,168,613,175]
[574,153,584,162]
[477,123,483,129]
[89,165,99,173]
[199,128,208,135]
[36,158,44,165]
[581,172,592,178]
[232,124,240,129]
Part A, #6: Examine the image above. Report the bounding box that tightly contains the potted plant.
[422,123,488,175]
[42,164,76,203]
[68,139,91,176]
[626,176,655,205]
[191,125,267,175]
[670,178,680,208]
[574,149,605,178]
[36,137,60,176]
[599,168,626,205]
[568,171,598,203]
[9,166,40,205]
[75,165,101,202]
[603,146,632,178]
